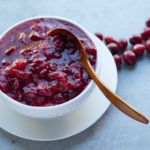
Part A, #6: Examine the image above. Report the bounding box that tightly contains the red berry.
[88,54,96,65]
[113,54,122,67]
[123,50,136,65]
[129,34,143,45]
[104,35,117,45]
[2,59,10,66]
[37,82,52,96]
[145,40,150,54]
[95,32,103,40]
[14,58,27,70]
[107,43,119,54]
[23,83,37,98]
[12,78,20,90]
[19,32,27,44]
[51,93,66,104]
[118,38,128,50]
[5,46,16,56]
[29,32,43,41]
[34,97,47,106]
[133,44,145,57]
[146,18,150,27]
[31,23,43,32]
[141,28,150,40]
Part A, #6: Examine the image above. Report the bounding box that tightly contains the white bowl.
[0,16,101,119]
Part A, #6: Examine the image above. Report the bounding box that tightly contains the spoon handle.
[82,60,149,124]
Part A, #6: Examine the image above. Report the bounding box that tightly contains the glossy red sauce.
[0,18,97,106]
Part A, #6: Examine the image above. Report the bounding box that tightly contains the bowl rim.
[0,16,101,111]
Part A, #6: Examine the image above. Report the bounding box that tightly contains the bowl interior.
[0,16,101,111]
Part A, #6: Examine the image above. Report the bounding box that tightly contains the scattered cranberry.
[118,38,128,50]
[145,40,150,54]
[146,18,150,27]
[95,32,103,40]
[123,50,136,65]
[113,54,122,67]
[129,34,143,45]
[133,44,145,57]
[104,35,117,45]
[141,28,150,40]
[107,43,119,54]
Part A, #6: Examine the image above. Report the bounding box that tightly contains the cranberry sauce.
[0,18,97,106]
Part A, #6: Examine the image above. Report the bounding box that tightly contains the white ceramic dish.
[0,34,118,141]
[0,16,101,119]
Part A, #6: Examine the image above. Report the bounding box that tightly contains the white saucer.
[0,35,117,141]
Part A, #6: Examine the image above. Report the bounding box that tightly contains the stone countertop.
[0,0,150,149]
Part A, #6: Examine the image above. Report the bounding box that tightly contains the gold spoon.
[49,28,149,124]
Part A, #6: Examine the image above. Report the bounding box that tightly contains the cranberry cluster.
[95,17,150,68]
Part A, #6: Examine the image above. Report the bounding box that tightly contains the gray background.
[0,0,150,149]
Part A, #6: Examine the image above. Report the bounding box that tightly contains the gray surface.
[0,0,150,149]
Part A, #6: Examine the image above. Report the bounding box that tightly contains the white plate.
[0,34,117,141]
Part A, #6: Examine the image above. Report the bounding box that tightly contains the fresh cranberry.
[146,18,150,27]
[104,35,117,45]
[113,54,122,67]
[107,43,119,54]
[141,28,150,40]
[129,34,143,45]
[118,38,128,50]
[123,50,136,65]
[145,40,150,54]
[133,44,145,57]
[95,32,103,40]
